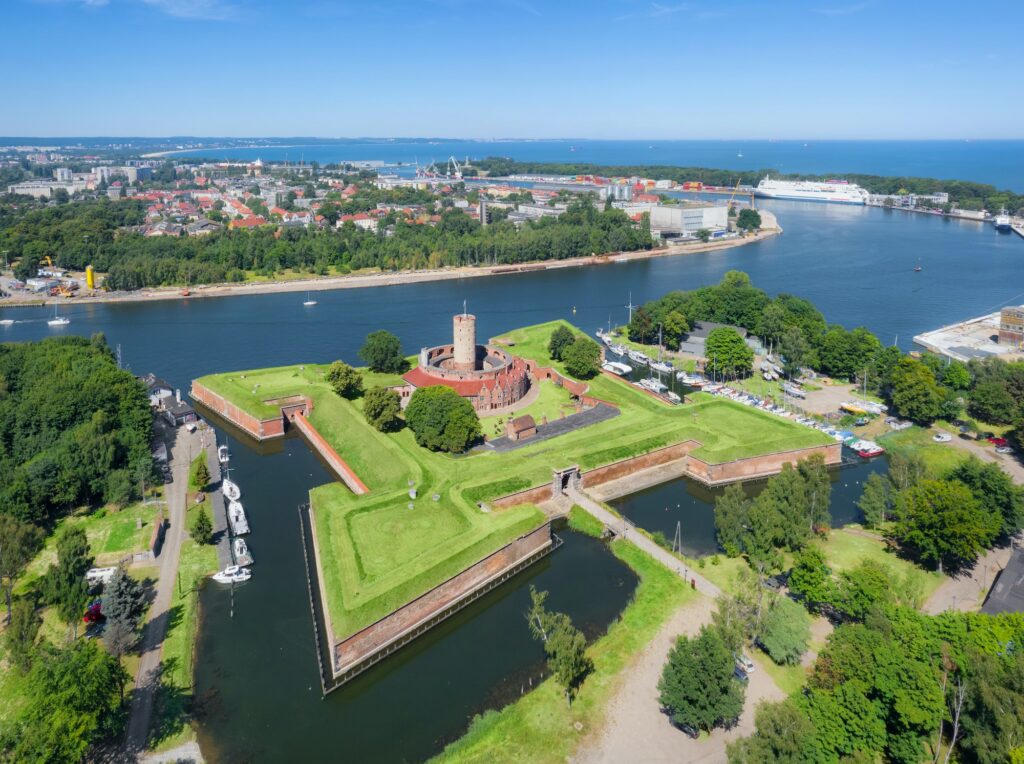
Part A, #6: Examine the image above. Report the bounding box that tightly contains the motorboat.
[650,360,673,374]
[233,537,254,566]
[228,500,250,535]
[849,439,885,458]
[218,444,230,464]
[601,360,632,376]
[666,391,682,404]
[627,349,649,365]
[608,343,627,356]
[638,377,668,394]
[212,565,251,584]
[222,477,241,501]
[0,319,14,326]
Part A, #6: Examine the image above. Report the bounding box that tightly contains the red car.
[83,600,104,624]
[987,436,1008,447]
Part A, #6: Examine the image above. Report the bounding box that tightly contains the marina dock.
[203,432,232,569]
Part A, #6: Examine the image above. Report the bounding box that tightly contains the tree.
[757,596,811,665]
[193,458,210,490]
[949,457,1024,539]
[960,650,1024,764]
[858,472,892,528]
[778,326,809,379]
[736,208,762,232]
[358,330,408,373]
[658,624,745,732]
[362,386,403,432]
[696,228,712,243]
[891,479,1000,573]
[10,639,128,764]
[48,526,92,632]
[727,698,816,764]
[326,360,364,399]
[562,337,601,379]
[968,380,1018,425]
[941,360,972,391]
[404,386,481,453]
[190,506,213,545]
[6,598,40,674]
[662,310,690,350]
[525,586,592,704]
[102,565,146,657]
[547,325,576,361]
[705,327,753,380]
[627,306,654,344]
[890,357,944,424]
[0,516,44,622]
[887,451,927,492]
[715,483,750,557]
[798,454,832,535]
[787,546,831,609]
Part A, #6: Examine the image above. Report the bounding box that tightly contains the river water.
[1,197,1022,761]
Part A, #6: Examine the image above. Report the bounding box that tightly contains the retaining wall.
[291,413,369,495]
[330,522,553,683]
[190,381,288,440]
[686,442,842,486]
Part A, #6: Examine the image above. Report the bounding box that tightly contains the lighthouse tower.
[452,308,477,371]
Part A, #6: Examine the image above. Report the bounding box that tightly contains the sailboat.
[914,260,923,272]
[47,306,69,327]
[303,291,318,306]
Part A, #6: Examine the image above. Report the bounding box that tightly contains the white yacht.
[0,319,14,326]
[233,537,254,566]
[212,565,251,584]
[222,477,241,502]
[228,500,250,535]
[627,349,650,365]
[601,360,632,376]
[218,444,230,464]
[303,291,318,306]
[47,307,70,327]
[638,377,668,394]
[650,360,673,375]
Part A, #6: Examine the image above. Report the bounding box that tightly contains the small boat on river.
[218,444,230,464]
[228,500,250,535]
[303,291,318,306]
[233,538,254,566]
[223,477,241,502]
[212,565,251,584]
[601,360,632,376]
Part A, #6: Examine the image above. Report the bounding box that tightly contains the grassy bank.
[880,426,968,476]
[431,540,693,763]
[150,515,218,752]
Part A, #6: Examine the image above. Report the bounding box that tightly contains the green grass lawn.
[19,499,162,588]
[431,539,695,764]
[879,426,968,478]
[197,320,830,641]
[819,528,944,606]
[150,514,219,752]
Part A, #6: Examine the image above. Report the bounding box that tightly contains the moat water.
[1,198,1022,761]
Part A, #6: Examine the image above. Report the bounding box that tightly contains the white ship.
[993,211,1012,232]
[754,177,869,205]
[228,500,250,536]
[212,565,251,584]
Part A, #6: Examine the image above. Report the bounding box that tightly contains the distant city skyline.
[4,0,1022,139]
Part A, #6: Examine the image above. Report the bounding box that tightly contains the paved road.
[940,430,1024,485]
[123,424,203,758]
[568,488,720,597]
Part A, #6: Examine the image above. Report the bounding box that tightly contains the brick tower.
[453,312,477,371]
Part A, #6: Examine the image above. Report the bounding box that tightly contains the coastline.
[0,224,779,308]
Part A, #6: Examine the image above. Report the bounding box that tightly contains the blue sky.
[3,0,1022,138]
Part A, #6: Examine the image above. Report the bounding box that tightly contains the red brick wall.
[333,523,552,675]
[580,441,701,487]
[190,381,290,440]
[492,483,554,508]
[687,442,841,485]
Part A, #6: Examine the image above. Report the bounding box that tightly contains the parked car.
[735,654,756,673]
[677,723,699,739]
[987,436,1009,447]
[996,446,1014,454]
[933,432,952,443]
[733,666,750,683]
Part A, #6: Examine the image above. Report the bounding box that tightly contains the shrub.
[326,360,364,399]
[363,386,402,432]
[757,596,811,665]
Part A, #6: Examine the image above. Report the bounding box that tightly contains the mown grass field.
[197,320,830,640]
[879,425,968,477]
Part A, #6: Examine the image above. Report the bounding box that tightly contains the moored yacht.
[212,565,251,584]
[223,477,241,501]
[218,444,230,464]
[228,500,250,535]
[233,537,254,566]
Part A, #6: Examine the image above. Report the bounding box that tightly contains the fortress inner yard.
[191,318,837,688]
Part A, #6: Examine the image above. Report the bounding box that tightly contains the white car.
[735,654,756,673]
[996,446,1014,454]
[932,433,952,443]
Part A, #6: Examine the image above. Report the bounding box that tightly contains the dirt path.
[923,542,1017,615]
[574,598,785,764]
[123,425,204,758]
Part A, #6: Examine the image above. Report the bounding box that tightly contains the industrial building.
[999,305,1024,347]
[648,203,729,236]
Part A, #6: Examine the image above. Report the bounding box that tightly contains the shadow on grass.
[147,656,191,750]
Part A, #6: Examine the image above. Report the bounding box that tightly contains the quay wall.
[685,442,842,486]
[329,522,553,685]
[291,413,369,495]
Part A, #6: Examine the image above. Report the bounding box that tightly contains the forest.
[471,158,1024,213]
[0,334,153,524]
[0,195,653,290]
